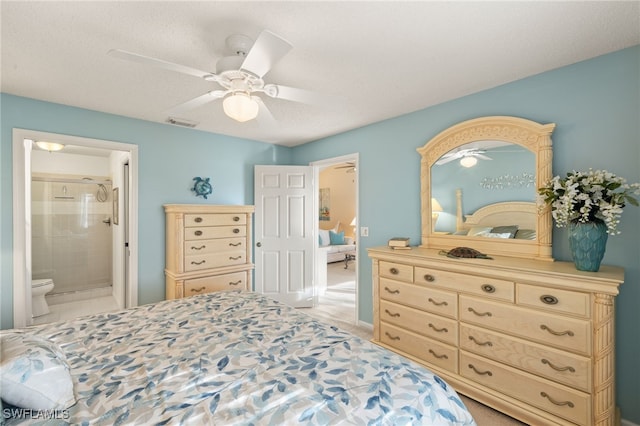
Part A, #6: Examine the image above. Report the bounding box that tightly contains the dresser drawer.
[379,278,457,319]
[461,351,590,425]
[380,300,457,345]
[379,261,413,282]
[517,284,591,318]
[185,225,247,240]
[184,272,247,295]
[185,213,246,227]
[460,324,590,391]
[460,296,591,355]
[184,237,246,255]
[415,267,514,302]
[381,322,457,373]
[185,251,246,272]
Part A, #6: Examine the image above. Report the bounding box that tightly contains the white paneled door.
[254,165,315,307]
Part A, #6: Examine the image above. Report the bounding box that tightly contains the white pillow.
[332,221,341,232]
[319,229,331,246]
[0,333,75,410]
[467,226,493,237]
[483,232,513,239]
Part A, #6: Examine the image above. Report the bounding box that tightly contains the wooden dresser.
[164,204,254,299]
[368,246,623,426]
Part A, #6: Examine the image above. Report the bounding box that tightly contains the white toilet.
[32,278,55,317]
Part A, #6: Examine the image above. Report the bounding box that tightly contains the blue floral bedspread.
[8,291,476,425]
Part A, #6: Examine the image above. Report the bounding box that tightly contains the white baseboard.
[621,419,639,426]
[358,320,373,330]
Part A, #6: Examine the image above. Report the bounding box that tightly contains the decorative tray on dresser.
[164,204,254,300]
[368,246,624,426]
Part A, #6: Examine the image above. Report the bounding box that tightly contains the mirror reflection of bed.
[446,188,537,241]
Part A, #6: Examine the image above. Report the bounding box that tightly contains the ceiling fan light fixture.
[460,156,478,168]
[35,141,65,152]
[223,92,259,122]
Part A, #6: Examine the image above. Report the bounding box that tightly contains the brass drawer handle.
[229,280,242,286]
[384,309,400,318]
[229,256,242,260]
[540,392,574,408]
[191,260,206,265]
[233,228,240,234]
[469,336,493,347]
[191,245,206,251]
[541,359,575,373]
[389,267,399,275]
[428,323,448,333]
[233,216,240,222]
[481,284,495,293]
[423,274,435,282]
[468,364,492,376]
[428,349,448,360]
[229,242,242,247]
[428,298,448,307]
[194,230,203,236]
[384,331,400,341]
[540,294,559,305]
[384,286,400,295]
[190,286,206,293]
[194,217,203,223]
[540,324,574,337]
[468,307,492,317]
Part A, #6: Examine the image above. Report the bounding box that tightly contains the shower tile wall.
[32,179,113,294]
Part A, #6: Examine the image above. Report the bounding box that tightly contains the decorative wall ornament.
[480,173,535,190]
[191,177,213,199]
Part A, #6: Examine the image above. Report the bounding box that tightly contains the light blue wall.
[292,45,640,422]
[0,94,292,326]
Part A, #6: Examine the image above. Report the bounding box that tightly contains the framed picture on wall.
[113,187,119,225]
[319,187,330,221]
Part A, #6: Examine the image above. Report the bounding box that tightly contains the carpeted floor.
[301,262,526,426]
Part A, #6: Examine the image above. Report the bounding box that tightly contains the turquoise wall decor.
[191,177,213,199]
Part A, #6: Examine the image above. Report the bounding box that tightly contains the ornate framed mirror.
[417,116,556,260]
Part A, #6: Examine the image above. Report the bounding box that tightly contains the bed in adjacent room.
[1,291,476,425]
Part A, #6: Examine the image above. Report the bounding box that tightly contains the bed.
[1,291,476,425]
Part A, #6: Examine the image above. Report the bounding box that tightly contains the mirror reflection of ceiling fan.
[108,29,331,125]
[335,162,356,173]
[435,148,492,167]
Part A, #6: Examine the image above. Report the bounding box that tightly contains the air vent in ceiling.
[166,117,199,128]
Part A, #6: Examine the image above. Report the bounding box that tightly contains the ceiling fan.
[108,30,329,124]
[435,149,492,167]
[335,162,356,173]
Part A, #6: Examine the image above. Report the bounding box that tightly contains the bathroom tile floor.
[32,295,120,326]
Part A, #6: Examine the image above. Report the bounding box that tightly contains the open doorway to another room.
[307,155,359,331]
[12,129,138,328]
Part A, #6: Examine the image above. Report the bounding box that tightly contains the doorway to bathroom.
[12,129,138,328]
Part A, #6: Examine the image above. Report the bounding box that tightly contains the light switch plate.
[360,227,369,237]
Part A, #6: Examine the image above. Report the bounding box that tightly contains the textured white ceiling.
[2,1,638,147]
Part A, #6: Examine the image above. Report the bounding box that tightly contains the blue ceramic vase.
[568,220,608,272]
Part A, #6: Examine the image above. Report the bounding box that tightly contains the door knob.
[256,242,262,247]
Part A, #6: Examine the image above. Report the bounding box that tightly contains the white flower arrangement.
[538,169,640,235]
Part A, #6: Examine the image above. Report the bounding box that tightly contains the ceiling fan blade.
[435,155,459,165]
[263,84,335,106]
[108,49,216,80]
[168,90,227,115]
[240,30,292,78]
[477,154,493,160]
[253,97,277,127]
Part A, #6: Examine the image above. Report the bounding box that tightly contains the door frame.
[310,153,359,324]
[12,128,139,327]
